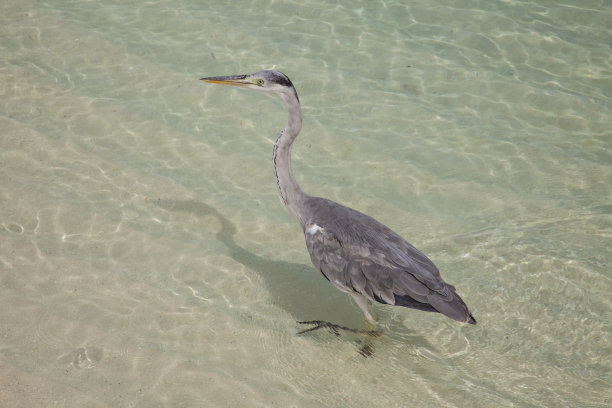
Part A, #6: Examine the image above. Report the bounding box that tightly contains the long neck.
[273,91,308,226]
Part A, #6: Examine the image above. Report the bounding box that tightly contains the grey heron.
[201,70,476,331]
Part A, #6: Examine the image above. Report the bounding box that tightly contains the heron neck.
[273,92,308,226]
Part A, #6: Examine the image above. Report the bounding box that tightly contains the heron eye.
[257,79,264,86]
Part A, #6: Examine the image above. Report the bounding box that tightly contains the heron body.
[201,70,476,326]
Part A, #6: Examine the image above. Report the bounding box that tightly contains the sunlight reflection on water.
[1,0,610,406]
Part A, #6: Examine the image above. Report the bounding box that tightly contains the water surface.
[1,0,610,407]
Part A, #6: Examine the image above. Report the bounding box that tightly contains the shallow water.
[1,0,610,407]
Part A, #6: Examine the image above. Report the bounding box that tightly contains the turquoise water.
[1,0,610,406]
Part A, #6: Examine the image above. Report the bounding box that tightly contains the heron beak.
[200,74,253,88]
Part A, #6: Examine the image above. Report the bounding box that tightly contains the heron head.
[201,70,298,100]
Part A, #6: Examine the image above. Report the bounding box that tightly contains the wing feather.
[302,197,475,323]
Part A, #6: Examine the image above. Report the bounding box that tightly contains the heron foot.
[297,320,383,337]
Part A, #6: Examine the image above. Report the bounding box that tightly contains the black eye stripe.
[275,74,293,88]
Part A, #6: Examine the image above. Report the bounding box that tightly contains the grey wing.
[304,224,353,293]
[304,223,474,323]
[304,224,432,306]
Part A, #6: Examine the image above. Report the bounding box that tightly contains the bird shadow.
[152,198,432,356]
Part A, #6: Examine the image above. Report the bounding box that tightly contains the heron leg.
[297,320,382,337]
[297,320,382,358]
[297,320,342,336]
[350,292,376,323]
[296,292,383,338]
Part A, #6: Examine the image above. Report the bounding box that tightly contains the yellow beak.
[200,74,252,87]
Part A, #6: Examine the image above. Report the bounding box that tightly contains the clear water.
[1,0,610,406]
